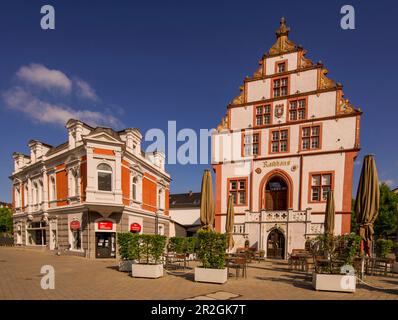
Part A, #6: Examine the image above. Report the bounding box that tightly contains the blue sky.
[1,0,397,202]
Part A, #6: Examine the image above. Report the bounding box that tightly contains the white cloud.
[75,78,99,101]
[2,87,122,128]
[16,63,72,93]
[383,179,395,187]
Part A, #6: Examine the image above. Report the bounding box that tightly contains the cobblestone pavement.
[0,247,397,300]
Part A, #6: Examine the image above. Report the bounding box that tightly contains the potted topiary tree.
[311,233,360,293]
[131,234,167,278]
[194,230,227,284]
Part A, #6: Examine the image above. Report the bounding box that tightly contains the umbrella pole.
[360,256,365,280]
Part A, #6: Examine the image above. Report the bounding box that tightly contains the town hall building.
[212,18,361,258]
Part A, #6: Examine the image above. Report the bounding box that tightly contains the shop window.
[26,221,46,246]
[97,163,112,191]
[71,229,82,250]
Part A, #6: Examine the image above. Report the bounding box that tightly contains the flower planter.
[118,260,134,272]
[393,262,398,274]
[131,263,163,278]
[194,267,228,284]
[312,273,356,293]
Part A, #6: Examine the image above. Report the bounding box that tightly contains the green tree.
[374,183,398,238]
[0,207,13,236]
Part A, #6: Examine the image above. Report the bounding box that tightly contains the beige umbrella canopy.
[354,155,380,256]
[225,195,235,250]
[200,169,215,230]
[324,190,335,236]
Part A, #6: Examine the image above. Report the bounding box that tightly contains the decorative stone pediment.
[131,163,144,175]
[84,131,123,145]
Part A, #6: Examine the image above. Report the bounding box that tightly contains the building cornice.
[212,147,361,165]
[227,87,343,109]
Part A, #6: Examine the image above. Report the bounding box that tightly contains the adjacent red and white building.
[212,18,361,258]
[11,119,171,258]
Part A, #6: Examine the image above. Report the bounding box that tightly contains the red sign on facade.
[130,223,142,233]
[70,220,81,230]
[98,221,113,230]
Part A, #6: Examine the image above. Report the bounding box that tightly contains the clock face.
[275,104,284,118]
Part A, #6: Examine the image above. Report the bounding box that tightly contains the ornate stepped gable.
[226,18,359,116]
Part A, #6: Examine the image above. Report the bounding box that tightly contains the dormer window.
[97,164,112,192]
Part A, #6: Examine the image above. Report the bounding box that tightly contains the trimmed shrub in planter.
[194,230,227,284]
[309,233,360,293]
[117,233,140,272]
[117,233,167,277]
[168,236,197,259]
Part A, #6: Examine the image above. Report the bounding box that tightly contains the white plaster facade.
[211,19,361,259]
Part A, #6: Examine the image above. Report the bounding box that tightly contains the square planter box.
[132,263,163,279]
[393,262,398,274]
[312,273,356,293]
[119,260,134,272]
[194,267,228,284]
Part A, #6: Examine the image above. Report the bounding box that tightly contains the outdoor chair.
[254,251,265,263]
[227,257,247,279]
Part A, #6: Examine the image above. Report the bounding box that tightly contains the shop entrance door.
[95,232,116,258]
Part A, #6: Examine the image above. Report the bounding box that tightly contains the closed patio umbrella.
[324,190,335,236]
[200,169,215,230]
[226,195,235,250]
[354,155,380,256]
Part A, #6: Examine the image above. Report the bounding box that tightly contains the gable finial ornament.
[319,68,336,90]
[337,97,356,114]
[231,85,245,106]
[216,113,229,132]
[268,17,297,55]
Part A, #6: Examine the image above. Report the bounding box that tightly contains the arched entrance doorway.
[267,229,285,259]
[265,176,288,210]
